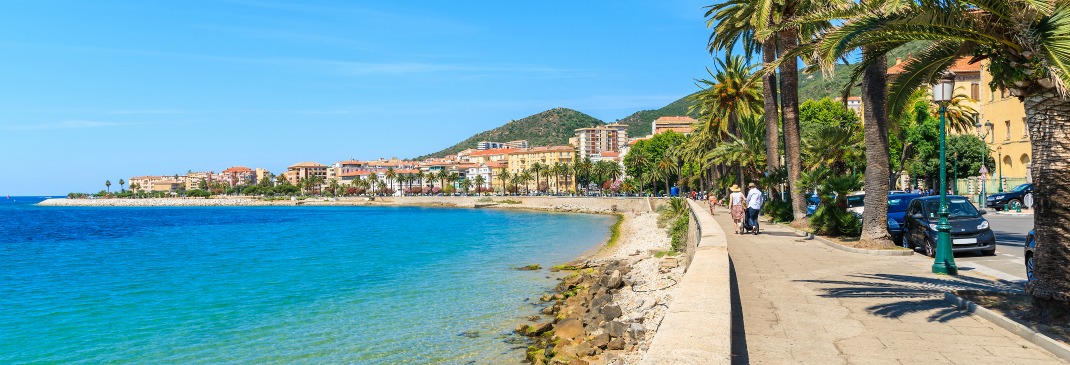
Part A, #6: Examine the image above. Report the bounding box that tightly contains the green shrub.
[764,199,794,223]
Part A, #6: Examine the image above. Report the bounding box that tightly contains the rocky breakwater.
[516,257,681,365]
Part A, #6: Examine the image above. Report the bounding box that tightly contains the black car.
[986,183,1033,211]
[1026,229,1036,284]
[901,195,996,256]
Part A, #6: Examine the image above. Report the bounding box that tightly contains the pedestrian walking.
[746,182,764,235]
[708,192,717,215]
[729,184,745,234]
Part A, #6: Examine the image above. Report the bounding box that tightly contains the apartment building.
[255,168,272,184]
[507,146,576,192]
[284,162,328,186]
[651,116,696,135]
[221,166,256,186]
[978,59,1032,183]
[185,171,216,191]
[575,123,628,159]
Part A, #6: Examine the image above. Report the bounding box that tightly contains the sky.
[0,0,717,195]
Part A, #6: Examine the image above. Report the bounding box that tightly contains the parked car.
[846,193,866,215]
[901,195,996,257]
[887,193,923,243]
[985,183,1033,211]
[1026,229,1036,284]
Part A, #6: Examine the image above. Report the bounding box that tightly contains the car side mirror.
[979,210,987,215]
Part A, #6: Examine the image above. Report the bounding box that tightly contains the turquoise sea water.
[0,197,613,364]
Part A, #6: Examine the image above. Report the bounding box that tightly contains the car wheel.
[901,234,912,249]
[1026,252,1036,284]
[923,238,936,258]
[981,248,996,256]
[1009,198,1023,210]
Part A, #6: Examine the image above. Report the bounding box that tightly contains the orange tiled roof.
[600,151,620,157]
[470,148,519,156]
[509,146,574,154]
[340,170,372,177]
[888,57,980,75]
[654,116,698,123]
[289,161,325,168]
[222,166,253,173]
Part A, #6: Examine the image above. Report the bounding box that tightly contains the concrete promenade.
[713,210,1066,364]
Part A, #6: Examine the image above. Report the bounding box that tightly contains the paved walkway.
[711,210,1065,365]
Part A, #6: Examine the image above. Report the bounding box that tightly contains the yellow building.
[284,162,328,186]
[978,60,1032,187]
[507,146,576,192]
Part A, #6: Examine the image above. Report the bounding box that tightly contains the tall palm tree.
[437,169,450,191]
[105,180,111,194]
[368,174,380,196]
[692,55,763,137]
[529,162,545,194]
[550,162,564,195]
[118,179,125,193]
[814,0,1070,311]
[385,167,397,194]
[519,170,533,194]
[473,174,486,195]
[710,113,769,182]
[654,156,679,196]
[498,167,511,195]
[706,0,782,170]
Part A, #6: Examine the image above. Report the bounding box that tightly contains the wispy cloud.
[107,109,185,115]
[2,120,143,131]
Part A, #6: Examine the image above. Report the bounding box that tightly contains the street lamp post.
[931,73,958,275]
[953,151,958,195]
[975,121,991,206]
[997,145,1004,193]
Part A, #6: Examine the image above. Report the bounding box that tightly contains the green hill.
[616,91,702,138]
[416,107,605,159]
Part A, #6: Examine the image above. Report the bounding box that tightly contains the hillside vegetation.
[416,108,604,159]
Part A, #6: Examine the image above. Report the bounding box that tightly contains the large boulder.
[605,320,628,339]
[554,319,585,341]
[600,305,622,321]
[591,333,611,349]
[599,270,623,289]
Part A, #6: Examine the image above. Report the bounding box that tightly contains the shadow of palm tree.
[796,273,1022,323]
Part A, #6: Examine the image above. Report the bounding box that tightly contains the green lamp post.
[932,73,958,275]
[997,145,1004,193]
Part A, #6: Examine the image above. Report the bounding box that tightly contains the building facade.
[221,166,256,186]
[575,123,628,159]
[978,60,1032,184]
[651,116,696,135]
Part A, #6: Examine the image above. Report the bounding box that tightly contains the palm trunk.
[762,19,781,172]
[778,29,808,225]
[859,51,892,243]
[1024,91,1070,310]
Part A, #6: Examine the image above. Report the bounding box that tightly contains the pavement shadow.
[797,273,1022,323]
[729,257,750,365]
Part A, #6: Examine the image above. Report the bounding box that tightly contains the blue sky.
[1,0,716,195]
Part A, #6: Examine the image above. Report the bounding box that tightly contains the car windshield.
[846,195,864,208]
[924,199,981,218]
[888,197,912,213]
[1011,184,1031,192]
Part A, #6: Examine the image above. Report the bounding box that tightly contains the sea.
[0,196,614,364]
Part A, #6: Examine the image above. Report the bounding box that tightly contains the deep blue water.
[0,197,613,364]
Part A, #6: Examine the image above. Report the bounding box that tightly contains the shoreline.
[513,203,681,365]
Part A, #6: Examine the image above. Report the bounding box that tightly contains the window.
[987,124,995,143]
[1022,117,1030,139]
[971,83,980,101]
[1005,120,1011,140]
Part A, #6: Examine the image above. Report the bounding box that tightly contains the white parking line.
[966,262,1027,282]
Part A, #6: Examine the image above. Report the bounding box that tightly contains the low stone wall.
[640,199,731,364]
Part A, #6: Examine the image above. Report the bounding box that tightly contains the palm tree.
[460,179,472,195]
[710,113,768,182]
[385,167,397,194]
[105,180,111,194]
[498,167,511,195]
[118,179,125,193]
[814,0,1070,311]
[539,165,553,194]
[368,174,380,196]
[654,156,679,196]
[473,174,486,195]
[529,162,545,194]
[692,55,762,137]
[705,0,781,170]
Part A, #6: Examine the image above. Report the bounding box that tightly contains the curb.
[943,292,1070,362]
[773,222,915,256]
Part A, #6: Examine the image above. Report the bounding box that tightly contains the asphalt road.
[951,212,1034,282]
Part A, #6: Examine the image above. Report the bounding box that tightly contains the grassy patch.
[654,250,680,258]
[497,199,522,204]
[515,264,542,271]
[550,264,583,272]
[605,214,624,248]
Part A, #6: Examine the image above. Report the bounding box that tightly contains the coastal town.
[111,116,697,197]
